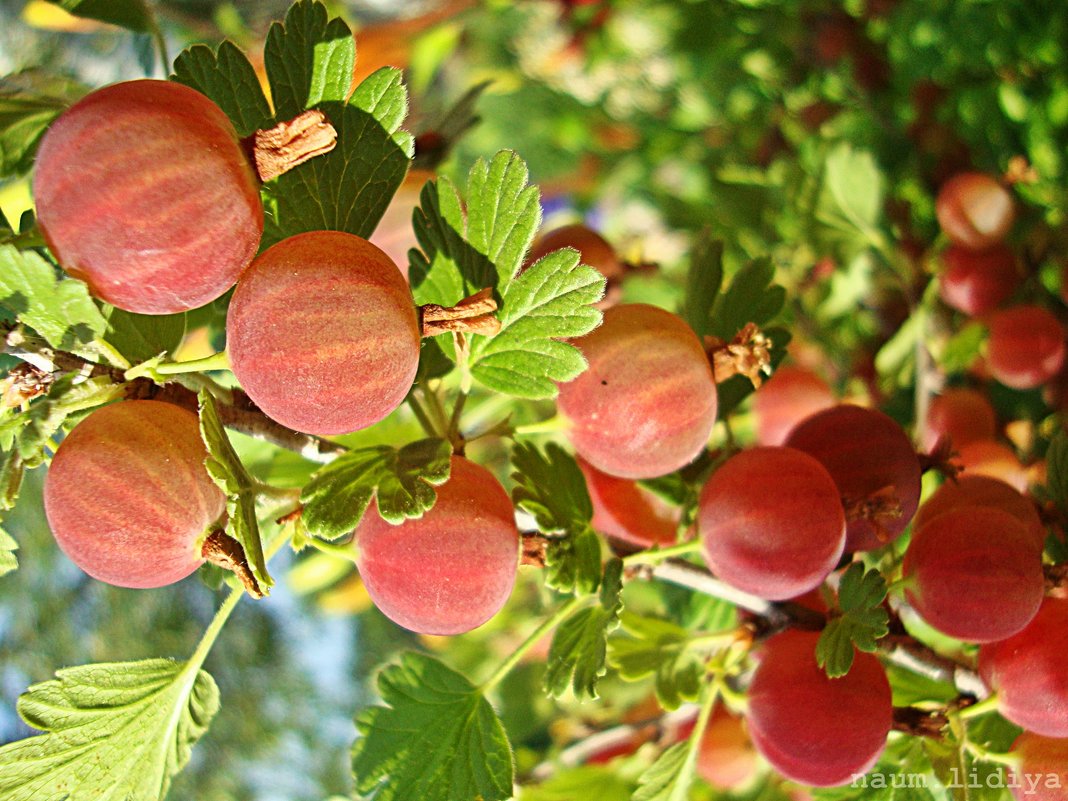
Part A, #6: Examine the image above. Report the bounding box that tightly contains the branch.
[3,326,348,464]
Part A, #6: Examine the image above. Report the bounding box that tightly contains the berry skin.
[34,79,262,314]
[746,631,892,787]
[43,400,225,589]
[902,507,1044,643]
[986,305,1066,390]
[752,365,836,447]
[355,457,519,636]
[914,474,1045,551]
[921,387,997,452]
[979,597,1068,738]
[698,447,845,601]
[935,172,1015,251]
[557,303,718,479]
[784,405,922,551]
[226,231,421,436]
[1008,734,1068,801]
[578,456,678,548]
[938,244,1019,317]
[696,706,759,790]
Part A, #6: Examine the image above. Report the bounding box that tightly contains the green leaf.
[263,0,355,120]
[680,230,724,339]
[545,559,624,700]
[519,766,633,801]
[0,658,219,801]
[708,257,782,341]
[607,613,703,710]
[0,71,87,177]
[46,0,154,32]
[470,248,605,399]
[0,246,107,356]
[817,143,885,242]
[817,563,889,678]
[632,741,690,801]
[0,524,17,577]
[198,391,272,592]
[300,438,452,539]
[511,441,601,595]
[171,42,273,137]
[101,306,186,364]
[1046,432,1068,519]
[352,652,513,801]
[0,447,25,511]
[410,151,541,304]
[262,71,413,247]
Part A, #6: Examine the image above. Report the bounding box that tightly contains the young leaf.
[545,559,624,700]
[607,613,703,710]
[708,257,783,341]
[817,563,889,678]
[0,71,87,177]
[469,247,605,399]
[632,741,690,801]
[0,658,219,801]
[171,41,273,137]
[45,0,155,33]
[680,230,724,339]
[0,524,17,577]
[817,143,885,242]
[465,151,542,297]
[198,391,272,592]
[262,0,355,120]
[0,245,107,356]
[299,438,452,539]
[511,441,601,595]
[352,651,513,801]
[101,306,186,364]
[0,448,24,510]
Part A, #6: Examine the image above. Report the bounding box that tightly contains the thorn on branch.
[251,109,338,183]
[420,288,501,338]
[705,323,772,388]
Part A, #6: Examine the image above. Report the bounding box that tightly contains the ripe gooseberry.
[746,630,892,787]
[355,456,519,636]
[43,400,225,588]
[557,303,717,479]
[34,79,262,314]
[921,387,996,452]
[979,597,1068,738]
[578,456,679,549]
[698,447,845,601]
[902,507,1043,643]
[751,365,836,447]
[527,223,624,281]
[986,305,1066,390]
[696,705,759,790]
[938,244,1019,317]
[226,231,421,436]
[914,474,1045,551]
[784,405,922,551]
[1008,734,1068,801]
[935,173,1015,251]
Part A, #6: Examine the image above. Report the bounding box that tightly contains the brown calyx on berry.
[252,110,338,182]
[420,287,501,338]
[201,528,264,598]
[842,485,903,542]
[705,323,772,388]
[1,363,54,408]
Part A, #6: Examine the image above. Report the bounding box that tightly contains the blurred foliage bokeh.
[4,0,1068,798]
